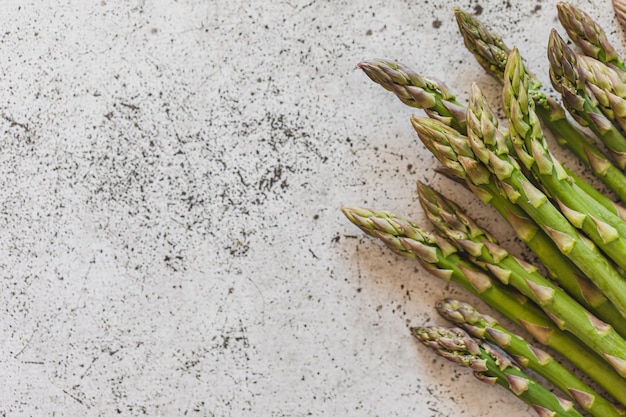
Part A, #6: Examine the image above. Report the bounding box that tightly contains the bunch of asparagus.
[343,2,626,416]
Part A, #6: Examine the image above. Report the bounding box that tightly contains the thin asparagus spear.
[548,30,626,168]
[417,175,626,374]
[413,326,585,417]
[341,205,626,404]
[557,2,626,72]
[437,298,624,417]
[357,59,467,133]
[614,0,626,30]
[453,7,626,200]
[417,180,626,338]
[412,115,626,319]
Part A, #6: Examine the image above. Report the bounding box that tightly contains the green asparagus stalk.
[417,180,626,338]
[417,174,626,375]
[502,51,626,274]
[413,326,585,417]
[437,298,624,417]
[357,59,467,133]
[557,2,626,72]
[341,206,626,405]
[413,114,626,318]
[548,30,626,168]
[614,0,626,30]
[453,7,626,201]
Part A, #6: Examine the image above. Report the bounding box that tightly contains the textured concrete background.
[0,0,621,416]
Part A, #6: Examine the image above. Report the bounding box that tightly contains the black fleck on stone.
[432,19,442,29]
[474,4,483,15]
[366,29,372,36]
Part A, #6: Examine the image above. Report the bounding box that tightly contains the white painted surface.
[0,0,619,415]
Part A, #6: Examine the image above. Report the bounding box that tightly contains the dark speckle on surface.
[474,4,483,15]
[432,19,442,29]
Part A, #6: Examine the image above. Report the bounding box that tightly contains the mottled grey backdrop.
[0,0,618,416]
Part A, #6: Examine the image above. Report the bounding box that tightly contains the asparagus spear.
[357,59,467,133]
[557,2,626,72]
[453,7,626,201]
[578,55,626,134]
[502,51,626,273]
[413,326,585,417]
[413,114,626,318]
[341,206,626,404]
[437,298,624,417]
[548,30,626,168]
[614,0,626,30]
[417,180,626,338]
[454,8,510,82]
[417,174,626,375]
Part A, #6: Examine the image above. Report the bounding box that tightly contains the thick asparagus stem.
[341,206,626,404]
[413,326,585,417]
[548,30,626,168]
[417,174,626,376]
[437,298,624,417]
[453,7,626,200]
[417,180,626,338]
[557,2,626,72]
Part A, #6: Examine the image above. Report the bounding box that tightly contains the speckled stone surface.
[0,0,621,416]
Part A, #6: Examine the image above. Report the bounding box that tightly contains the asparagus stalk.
[357,59,467,133]
[417,175,626,375]
[437,298,624,417]
[417,180,626,338]
[341,206,626,404]
[453,7,626,201]
[557,2,626,72]
[413,326,585,417]
[502,51,626,273]
[548,30,626,168]
[614,0,626,30]
[413,114,626,318]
